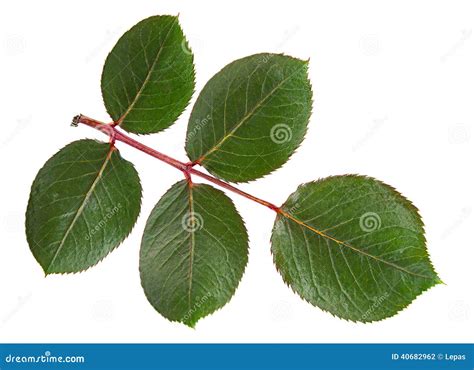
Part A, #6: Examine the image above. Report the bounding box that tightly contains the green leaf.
[140,180,248,327]
[271,175,441,322]
[26,139,142,274]
[101,15,195,134]
[185,53,313,183]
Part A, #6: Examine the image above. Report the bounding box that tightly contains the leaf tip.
[182,319,198,329]
[41,262,53,277]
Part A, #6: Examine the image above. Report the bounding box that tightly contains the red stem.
[74,115,280,212]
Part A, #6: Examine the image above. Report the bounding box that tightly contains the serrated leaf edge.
[25,139,143,276]
[186,53,313,184]
[270,174,442,323]
[139,180,249,328]
[101,15,196,135]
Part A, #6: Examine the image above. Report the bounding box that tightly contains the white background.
[0,0,473,343]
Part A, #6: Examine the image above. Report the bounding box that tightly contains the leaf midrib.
[195,63,305,163]
[186,183,196,312]
[279,209,433,280]
[117,17,178,125]
[45,146,114,273]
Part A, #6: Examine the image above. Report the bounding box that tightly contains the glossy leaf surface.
[186,53,312,182]
[101,15,195,134]
[271,175,441,322]
[140,180,248,327]
[26,139,142,274]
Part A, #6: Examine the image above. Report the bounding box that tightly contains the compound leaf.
[185,53,312,183]
[26,139,142,274]
[271,175,441,322]
[140,180,248,327]
[101,15,195,134]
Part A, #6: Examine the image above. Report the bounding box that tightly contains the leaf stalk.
[75,115,280,213]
